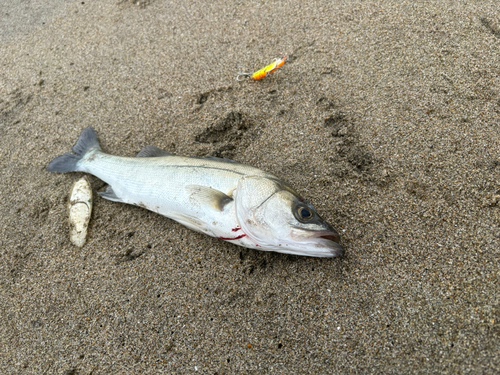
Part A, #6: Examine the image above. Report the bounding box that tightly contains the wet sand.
[1,0,499,373]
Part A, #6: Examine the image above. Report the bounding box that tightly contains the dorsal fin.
[202,155,238,163]
[136,145,174,158]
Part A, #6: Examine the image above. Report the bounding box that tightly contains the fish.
[47,127,344,257]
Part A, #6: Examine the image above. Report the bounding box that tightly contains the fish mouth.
[318,233,340,243]
[321,238,344,257]
[291,228,345,257]
[316,231,344,257]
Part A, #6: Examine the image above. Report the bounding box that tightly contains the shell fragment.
[68,177,92,247]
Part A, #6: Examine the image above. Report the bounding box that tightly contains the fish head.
[235,176,344,257]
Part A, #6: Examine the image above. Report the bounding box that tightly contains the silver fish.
[47,127,344,257]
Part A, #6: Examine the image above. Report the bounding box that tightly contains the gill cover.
[234,176,285,248]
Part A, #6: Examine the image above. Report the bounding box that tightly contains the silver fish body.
[47,127,344,257]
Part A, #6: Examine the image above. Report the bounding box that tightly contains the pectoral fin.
[186,185,233,211]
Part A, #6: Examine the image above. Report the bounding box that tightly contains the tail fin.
[46,127,101,173]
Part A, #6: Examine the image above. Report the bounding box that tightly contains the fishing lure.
[237,55,287,81]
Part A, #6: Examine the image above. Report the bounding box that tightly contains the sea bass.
[47,127,344,257]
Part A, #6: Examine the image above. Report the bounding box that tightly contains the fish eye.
[297,206,314,221]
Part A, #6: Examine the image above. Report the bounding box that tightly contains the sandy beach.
[1,0,499,373]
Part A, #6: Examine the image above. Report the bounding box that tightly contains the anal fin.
[98,185,125,203]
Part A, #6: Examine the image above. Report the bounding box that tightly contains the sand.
[1,0,499,373]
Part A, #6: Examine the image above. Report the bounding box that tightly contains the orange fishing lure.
[237,55,287,81]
